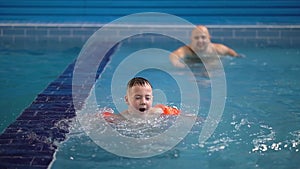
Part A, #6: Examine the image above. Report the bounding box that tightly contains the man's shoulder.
[180,45,195,55]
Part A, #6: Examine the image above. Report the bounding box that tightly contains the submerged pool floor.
[0,61,78,168]
[0,38,114,168]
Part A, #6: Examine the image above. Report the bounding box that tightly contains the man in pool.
[101,77,180,123]
[169,25,243,68]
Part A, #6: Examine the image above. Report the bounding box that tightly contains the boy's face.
[191,30,210,51]
[125,84,153,113]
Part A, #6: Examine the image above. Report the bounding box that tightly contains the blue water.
[51,34,300,169]
[0,49,79,133]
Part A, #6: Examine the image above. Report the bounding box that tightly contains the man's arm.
[169,47,187,68]
[214,43,239,57]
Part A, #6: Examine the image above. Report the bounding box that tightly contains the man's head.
[125,77,153,113]
[190,25,211,52]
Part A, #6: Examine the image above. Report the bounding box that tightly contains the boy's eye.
[134,96,152,100]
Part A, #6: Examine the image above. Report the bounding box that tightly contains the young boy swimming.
[121,77,164,121]
[101,77,180,123]
[169,25,243,68]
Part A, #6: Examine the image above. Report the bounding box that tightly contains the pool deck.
[0,23,300,168]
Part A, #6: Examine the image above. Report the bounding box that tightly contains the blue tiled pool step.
[0,43,116,168]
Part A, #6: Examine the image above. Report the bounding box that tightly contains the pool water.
[51,35,300,169]
[0,48,79,133]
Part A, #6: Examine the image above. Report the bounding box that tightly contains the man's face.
[191,30,210,51]
[125,84,153,113]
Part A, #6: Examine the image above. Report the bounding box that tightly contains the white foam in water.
[77,107,179,138]
[75,100,198,158]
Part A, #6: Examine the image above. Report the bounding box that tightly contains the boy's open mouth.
[139,108,146,112]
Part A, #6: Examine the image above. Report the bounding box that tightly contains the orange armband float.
[155,104,180,116]
[100,111,115,123]
[101,111,114,117]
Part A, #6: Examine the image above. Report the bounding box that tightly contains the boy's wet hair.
[127,77,152,89]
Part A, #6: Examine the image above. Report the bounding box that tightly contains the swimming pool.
[0,49,79,133]
[0,23,300,168]
[50,30,300,168]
